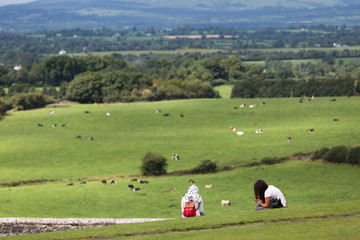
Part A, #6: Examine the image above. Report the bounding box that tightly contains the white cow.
[249,104,256,108]
[205,184,213,189]
[236,131,244,135]
[221,200,231,206]
[255,129,264,134]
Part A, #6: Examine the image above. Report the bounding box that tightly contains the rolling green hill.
[1,0,360,31]
[0,97,359,184]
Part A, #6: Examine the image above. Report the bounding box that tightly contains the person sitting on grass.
[252,179,287,210]
[181,184,205,217]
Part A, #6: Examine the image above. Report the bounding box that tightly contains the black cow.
[163,113,170,116]
[67,183,74,186]
[81,181,87,184]
[133,187,140,191]
[138,180,149,184]
[307,129,315,133]
[101,180,107,184]
[330,98,336,102]
[38,123,43,127]
[131,178,137,182]
[333,118,340,121]
[128,184,134,190]
[85,111,91,114]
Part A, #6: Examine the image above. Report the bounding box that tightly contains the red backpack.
[183,199,197,217]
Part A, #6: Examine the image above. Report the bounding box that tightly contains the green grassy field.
[5,200,360,239]
[1,97,360,239]
[0,97,359,184]
[213,85,233,99]
[0,160,359,218]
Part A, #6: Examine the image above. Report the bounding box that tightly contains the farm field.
[0,97,359,184]
[0,161,359,218]
[0,97,360,239]
[5,199,360,239]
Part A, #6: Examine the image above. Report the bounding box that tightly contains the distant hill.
[1,0,360,31]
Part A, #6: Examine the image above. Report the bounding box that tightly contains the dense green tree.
[65,72,103,103]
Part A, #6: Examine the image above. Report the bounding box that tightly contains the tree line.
[1,52,360,107]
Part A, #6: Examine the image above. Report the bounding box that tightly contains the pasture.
[1,97,360,239]
[0,161,359,218]
[0,97,359,184]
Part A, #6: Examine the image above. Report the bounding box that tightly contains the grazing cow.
[180,114,184,117]
[287,137,292,143]
[307,129,315,133]
[255,129,264,134]
[239,104,245,108]
[299,98,303,103]
[333,118,340,121]
[221,200,231,206]
[49,111,55,115]
[101,180,107,184]
[233,106,238,109]
[67,183,73,186]
[131,179,138,182]
[330,98,336,102]
[128,184,134,190]
[205,184,213,189]
[171,154,180,160]
[75,135,81,139]
[133,187,140,191]
[81,181,87,184]
[110,180,117,184]
[163,113,170,116]
[61,124,66,127]
[155,110,161,113]
[230,127,237,132]
[88,137,94,141]
[106,112,111,116]
[309,96,315,102]
[236,131,244,136]
[52,124,57,127]
[38,123,43,127]
[169,187,176,192]
[138,180,149,184]
[249,104,256,108]
[188,179,195,183]
[85,111,91,114]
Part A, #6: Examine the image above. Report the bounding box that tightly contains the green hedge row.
[312,145,360,165]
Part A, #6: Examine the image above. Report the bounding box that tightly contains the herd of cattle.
[230,97,339,142]
[37,110,113,141]
[43,97,341,210]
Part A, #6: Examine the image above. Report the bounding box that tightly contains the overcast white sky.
[0,0,37,7]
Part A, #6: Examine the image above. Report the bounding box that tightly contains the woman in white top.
[181,184,205,217]
[253,179,287,210]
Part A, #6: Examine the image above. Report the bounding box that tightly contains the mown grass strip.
[5,201,360,240]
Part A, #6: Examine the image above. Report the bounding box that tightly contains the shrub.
[140,151,167,176]
[346,147,360,165]
[325,146,348,163]
[12,92,56,110]
[191,160,217,174]
[312,147,330,160]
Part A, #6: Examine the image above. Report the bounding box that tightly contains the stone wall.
[0,218,169,237]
